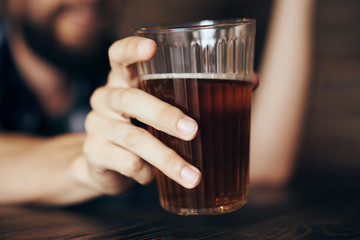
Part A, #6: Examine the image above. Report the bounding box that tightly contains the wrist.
[70,154,105,198]
[70,154,136,197]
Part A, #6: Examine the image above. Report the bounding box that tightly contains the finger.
[252,72,259,90]
[109,36,157,67]
[89,88,129,121]
[109,121,201,189]
[83,135,154,186]
[90,87,198,141]
[87,113,201,189]
[108,37,157,87]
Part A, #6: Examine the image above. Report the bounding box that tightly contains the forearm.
[0,133,103,205]
[250,0,315,185]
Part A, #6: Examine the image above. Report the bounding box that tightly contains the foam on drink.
[140,73,253,82]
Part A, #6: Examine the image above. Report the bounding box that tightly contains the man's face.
[9,0,124,72]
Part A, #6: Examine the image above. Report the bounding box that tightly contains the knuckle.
[158,104,173,119]
[124,37,139,53]
[158,103,178,123]
[109,37,138,65]
[82,137,95,159]
[90,87,105,109]
[139,169,155,186]
[123,158,144,176]
[108,41,120,62]
[82,137,106,168]
[124,37,135,52]
[106,188,122,196]
[82,138,90,156]
[141,178,153,186]
[123,126,148,148]
[162,150,180,170]
[101,172,127,196]
[84,111,95,133]
[115,87,133,111]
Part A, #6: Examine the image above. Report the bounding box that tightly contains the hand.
[83,37,201,195]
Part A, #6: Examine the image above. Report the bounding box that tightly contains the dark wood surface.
[1,171,360,240]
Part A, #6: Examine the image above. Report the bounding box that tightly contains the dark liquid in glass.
[141,76,252,215]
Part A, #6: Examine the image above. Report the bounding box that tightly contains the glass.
[134,19,256,215]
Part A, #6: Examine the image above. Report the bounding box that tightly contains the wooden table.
[0,170,359,239]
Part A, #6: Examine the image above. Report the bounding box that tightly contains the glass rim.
[133,18,256,34]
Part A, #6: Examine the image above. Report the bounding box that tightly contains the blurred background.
[0,0,359,180]
[297,0,360,180]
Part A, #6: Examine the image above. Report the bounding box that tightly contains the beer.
[140,73,252,215]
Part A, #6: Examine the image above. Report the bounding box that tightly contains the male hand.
[83,37,201,195]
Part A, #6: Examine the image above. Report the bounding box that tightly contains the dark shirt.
[0,24,107,136]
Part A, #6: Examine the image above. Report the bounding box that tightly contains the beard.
[19,8,113,76]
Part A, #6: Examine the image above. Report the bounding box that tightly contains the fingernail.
[181,166,201,188]
[137,39,153,58]
[177,117,198,137]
